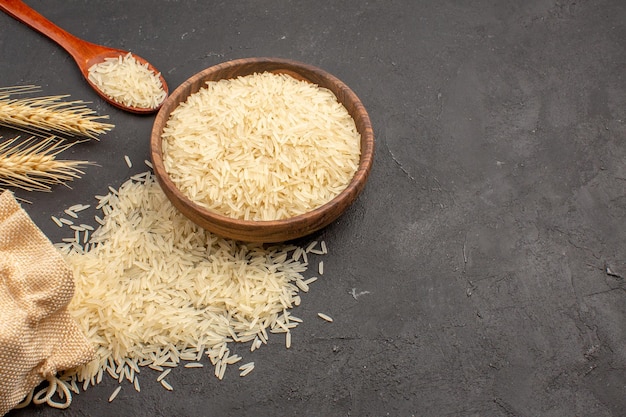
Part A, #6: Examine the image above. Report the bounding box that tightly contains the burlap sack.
[0,191,94,416]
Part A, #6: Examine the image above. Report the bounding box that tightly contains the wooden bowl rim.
[150,57,374,241]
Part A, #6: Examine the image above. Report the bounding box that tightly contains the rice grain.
[160,379,173,391]
[184,363,204,369]
[161,72,360,221]
[87,53,166,110]
[156,369,171,382]
[55,173,327,400]
[108,386,121,403]
[317,313,334,323]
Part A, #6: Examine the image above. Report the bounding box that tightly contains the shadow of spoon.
[0,0,169,114]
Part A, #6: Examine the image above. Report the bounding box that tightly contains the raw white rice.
[124,155,132,168]
[160,379,173,391]
[161,71,360,221]
[183,363,203,368]
[64,209,78,219]
[292,247,304,262]
[239,362,255,377]
[317,312,334,322]
[69,204,90,212]
[305,241,318,253]
[156,369,171,382]
[288,315,303,323]
[70,379,79,395]
[87,53,166,110]
[303,277,318,286]
[56,172,326,398]
[96,369,103,384]
[295,279,310,292]
[106,367,117,379]
[108,386,121,403]
[225,355,242,365]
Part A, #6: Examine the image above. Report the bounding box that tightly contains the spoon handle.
[0,0,106,68]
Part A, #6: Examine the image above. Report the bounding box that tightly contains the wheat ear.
[0,136,92,192]
[0,85,114,140]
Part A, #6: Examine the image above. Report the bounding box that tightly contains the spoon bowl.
[76,45,168,115]
[0,0,168,114]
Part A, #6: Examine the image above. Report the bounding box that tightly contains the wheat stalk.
[0,85,114,140]
[0,136,92,192]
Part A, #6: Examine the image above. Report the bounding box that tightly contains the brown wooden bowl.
[150,57,374,243]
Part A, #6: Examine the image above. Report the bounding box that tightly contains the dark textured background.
[1,1,625,416]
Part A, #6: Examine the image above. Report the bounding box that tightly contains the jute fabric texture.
[0,191,93,415]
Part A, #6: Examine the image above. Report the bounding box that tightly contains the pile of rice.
[87,53,166,109]
[52,165,325,399]
[161,71,361,221]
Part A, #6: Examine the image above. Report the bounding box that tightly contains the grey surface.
[1,0,625,416]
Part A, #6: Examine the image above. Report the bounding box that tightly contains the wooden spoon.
[0,0,168,114]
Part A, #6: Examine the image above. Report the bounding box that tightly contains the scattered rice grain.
[108,386,122,403]
[305,241,318,253]
[156,369,171,382]
[54,173,327,400]
[218,362,227,380]
[304,277,318,286]
[239,362,255,377]
[295,279,310,292]
[318,312,334,322]
[160,379,173,391]
[184,363,204,368]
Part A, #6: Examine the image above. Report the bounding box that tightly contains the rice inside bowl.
[160,71,361,221]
